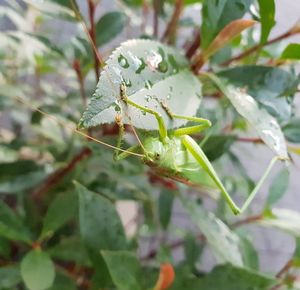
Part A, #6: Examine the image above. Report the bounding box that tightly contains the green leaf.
[204,73,288,159]
[218,66,298,119]
[174,263,275,290]
[184,233,203,269]
[102,251,141,290]
[258,0,276,44]
[48,272,76,290]
[41,192,77,239]
[76,182,127,251]
[0,265,22,289]
[202,135,236,161]
[203,19,255,60]
[259,208,300,237]
[21,249,55,290]
[0,171,47,194]
[283,118,300,143]
[181,197,243,266]
[0,201,31,243]
[266,169,289,207]
[239,236,259,270]
[201,0,252,49]
[48,237,91,266]
[96,12,127,47]
[79,39,202,130]
[280,43,300,60]
[23,0,76,21]
[158,189,174,229]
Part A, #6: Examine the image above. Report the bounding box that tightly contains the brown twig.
[153,0,160,37]
[230,214,263,229]
[185,29,201,59]
[72,59,87,107]
[161,0,184,44]
[276,259,294,278]
[87,0,100,81]
[32,147,92,200]
[222,28,298,66]
[237,137,263,144]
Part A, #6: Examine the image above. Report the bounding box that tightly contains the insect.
[93,81,280,216]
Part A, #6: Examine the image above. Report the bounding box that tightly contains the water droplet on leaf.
[118,54,129,68]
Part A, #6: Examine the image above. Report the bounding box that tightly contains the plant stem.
[161,0,183,44]
[153,0,160,37]
[73,59,87,107]
[276,259,294,278]
[230,214,263,229]
[87,0,100,81]
[222,29,297,66]
[32,147,92,200]
[237,137,263,144]
[185,29,201,59]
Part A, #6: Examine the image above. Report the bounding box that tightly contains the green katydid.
[90,81,281,216]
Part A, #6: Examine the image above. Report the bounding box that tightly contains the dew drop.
[158,60,168,73]
[136,58,146,74]
[168,54,179,73]
[145,80,153,89]
[118,54,129,68]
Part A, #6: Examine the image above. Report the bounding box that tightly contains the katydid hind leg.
[182,135,279,215]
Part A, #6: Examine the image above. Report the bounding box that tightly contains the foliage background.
[0,0,300,289]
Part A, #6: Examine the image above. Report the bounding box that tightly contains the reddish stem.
[185,29,201,59]
[222,30,295,66]
[87,0,100,81]
[32,147,92,200]
[73,59,87,107]
[161,0,184,44]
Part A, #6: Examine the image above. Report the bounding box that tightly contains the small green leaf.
[158,189,174,230]
[266,169,289,207]
[48,272,76,290]
[258,0,275,44]
[181,197,243,266]
[218,66,298,119]
[79,39,202,130]
[102,251,142,290]
[174,263,275,290]
[259,208,300,237]
[283,118,300,143]
[204,73,288,158]
[76,182,127,252]
[0,201,31,243]
[184,233,203,269]
[202,135,236,161]
[203,19,256,59]
[239,236,259,270]
[96,12,127,47]
[280,43,300,60]
[21,249,55,290]
[41,192,77,239]
[48,237,91,266]
[201,0,252,49]
[0,265,22,289]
